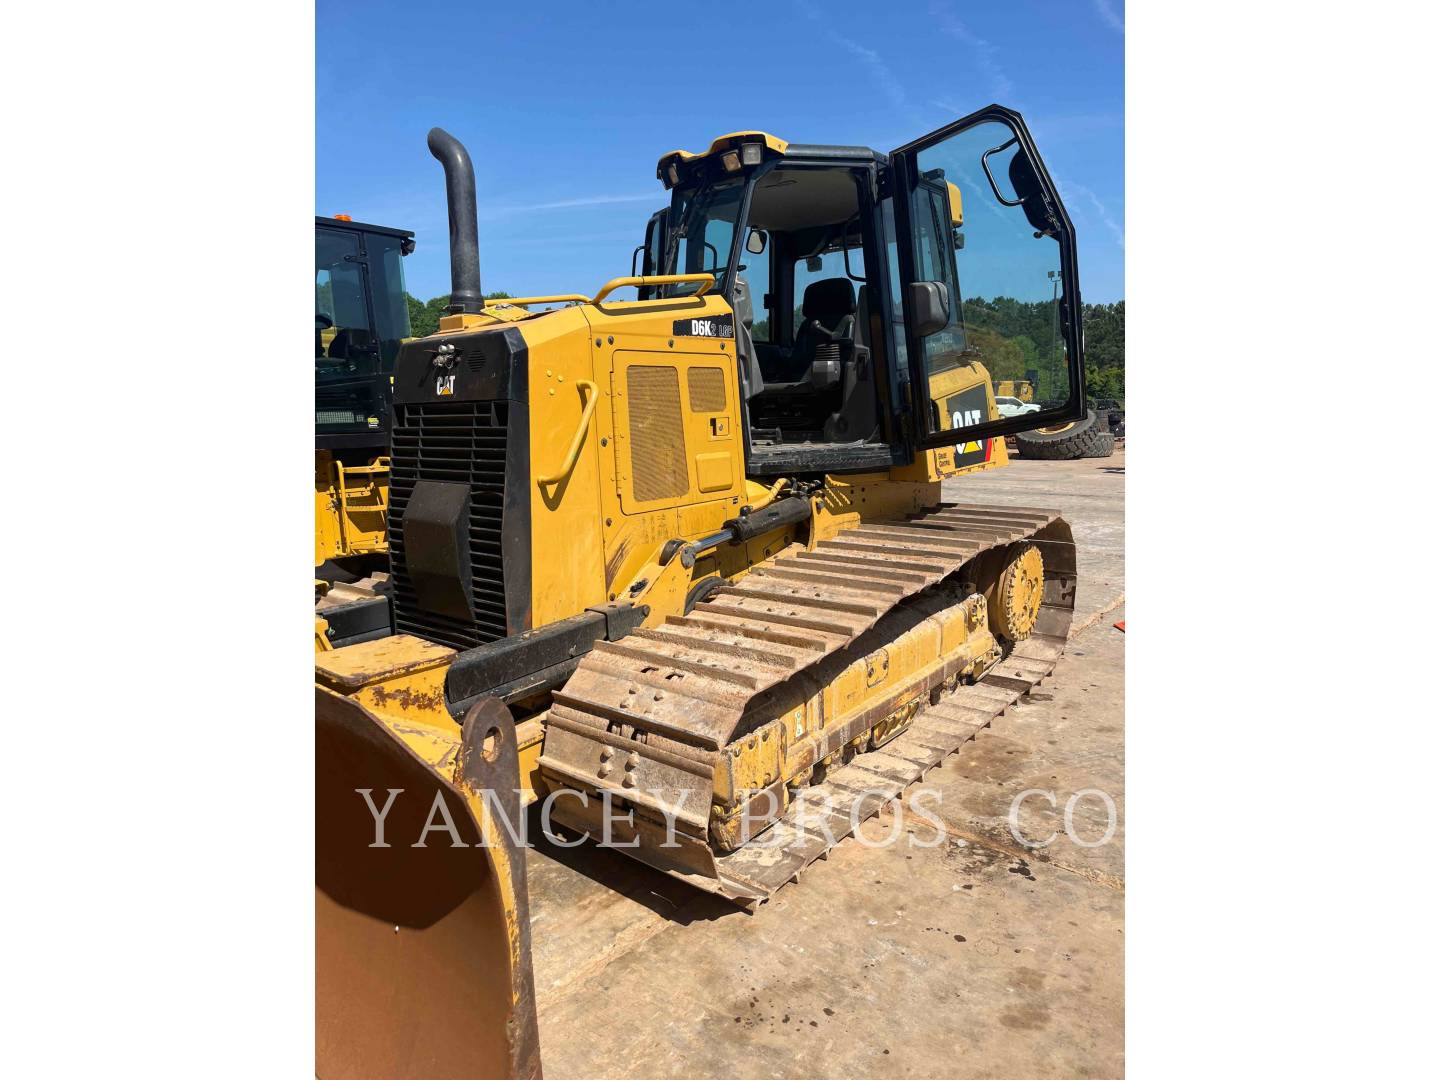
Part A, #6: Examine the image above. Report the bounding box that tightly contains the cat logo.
[943,384,993,469]
[435,373,456,396]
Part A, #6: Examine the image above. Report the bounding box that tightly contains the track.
[539,503,1076,905]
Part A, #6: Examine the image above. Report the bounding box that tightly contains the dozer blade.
[317,691,541,1079]
[539,503,1076,907]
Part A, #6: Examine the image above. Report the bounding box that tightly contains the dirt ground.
[524,447,1125,1078]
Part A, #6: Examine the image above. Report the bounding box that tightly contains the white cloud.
[796,0,908,111]
[1059,179,1125,250]
[1093,0,1125,34]
[830,34,909,111]
[930,1,1017,103]
[479,192,657,219]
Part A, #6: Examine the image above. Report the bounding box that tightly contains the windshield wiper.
[663,188,705,273]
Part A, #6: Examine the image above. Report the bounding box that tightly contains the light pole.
[1047,270,1060,396]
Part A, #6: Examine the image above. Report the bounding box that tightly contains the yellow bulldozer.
[316,106,1087,1077]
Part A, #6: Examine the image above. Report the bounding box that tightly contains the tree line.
[962,297,1124,404]
[406,292,513,338]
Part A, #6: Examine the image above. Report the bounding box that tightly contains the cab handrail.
[591,274,714,303]
[488,273,715,311]
[491,294,591,307]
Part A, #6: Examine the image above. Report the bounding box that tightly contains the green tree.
[1080,300,1124,404]
[405,291,514,338]
[959,295,1124,406]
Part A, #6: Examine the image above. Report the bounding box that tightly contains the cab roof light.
[721,150,741,173]
[332,213,352,221]
[740,142,763,166]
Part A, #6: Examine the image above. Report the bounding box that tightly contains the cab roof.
[655,131,789,170]
[655,131,887,182]
[314,215,415,240]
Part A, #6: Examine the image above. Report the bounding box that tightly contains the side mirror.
[909,281,951,337]
[746,229,767,255]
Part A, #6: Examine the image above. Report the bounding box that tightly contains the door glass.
[881,200,910,397]
[907,119,1071,436]
[739,235,772,342]
[367,233,412,368]
[644,211,664,276]
[315,228,374,374]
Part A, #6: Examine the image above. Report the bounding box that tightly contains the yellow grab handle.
[537,380,598,486]
[492,294,592,307]
[591,273,714,303]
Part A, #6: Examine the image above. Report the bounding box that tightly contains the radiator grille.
[627,366,688,502]
[388,400,510,649]
[687,367,727,413]
[316,409,363,425]
[315,383,380,429]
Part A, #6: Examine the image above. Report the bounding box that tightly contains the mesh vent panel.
[687,367,727,413]
[627,366,688,502]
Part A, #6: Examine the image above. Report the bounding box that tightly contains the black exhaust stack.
[427,127,484,315]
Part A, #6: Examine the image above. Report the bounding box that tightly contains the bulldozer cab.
[649,107,1084,476]
[315,216,415,452]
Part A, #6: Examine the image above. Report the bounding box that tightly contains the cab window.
[664,178,745,296]
[738,230,772,342]
[316,228,370,368]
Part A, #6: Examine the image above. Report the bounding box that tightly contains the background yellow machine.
[314,214,414,577]
[316,107,1087,1076]
[315,215,414,649]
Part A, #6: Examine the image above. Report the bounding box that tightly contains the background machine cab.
[314,214,415,587]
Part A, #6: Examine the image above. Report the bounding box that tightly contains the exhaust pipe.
[427,127,484,315]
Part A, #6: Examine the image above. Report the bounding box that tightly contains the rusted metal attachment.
[316,691,542,1079]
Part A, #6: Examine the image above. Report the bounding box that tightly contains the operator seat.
[757,277,857,386]
[793,278,856,363]
[327,327,373,361]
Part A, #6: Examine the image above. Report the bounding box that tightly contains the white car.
[995,395,1041,418]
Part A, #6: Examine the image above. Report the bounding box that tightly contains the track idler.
[983,541,1045,643]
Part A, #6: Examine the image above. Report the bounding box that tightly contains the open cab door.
[889,105,1085,450]
[634,206,669,299]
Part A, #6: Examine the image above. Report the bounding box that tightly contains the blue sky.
[317,0,1124,303]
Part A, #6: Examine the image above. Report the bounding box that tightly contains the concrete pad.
[535,805,1123,1079]
[915,614,1126,886]
[526,814,731,1006]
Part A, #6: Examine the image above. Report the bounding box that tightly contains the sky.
[316,0,1124,304]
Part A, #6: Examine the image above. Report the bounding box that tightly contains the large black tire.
[1014,409,1113,460]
